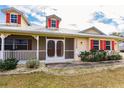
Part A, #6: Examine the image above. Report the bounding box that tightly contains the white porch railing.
[4,50,37,60]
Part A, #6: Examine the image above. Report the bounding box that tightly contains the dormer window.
[46,14,61,29]
[2,7,30,26]
[51,19,56,28]
[10,14,18,23]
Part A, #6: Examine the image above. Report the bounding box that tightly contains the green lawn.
[0,67,124,88]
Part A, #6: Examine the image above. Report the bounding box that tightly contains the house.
[0,7,123,64]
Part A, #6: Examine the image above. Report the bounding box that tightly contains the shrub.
[0,58,18,71]
[79,50,121,62]
[116,54,122,60]
[80,51,90,62]
[99,50,107,61]
[107,54,122,60]
[80,50,108,62]
[26,59,39,68]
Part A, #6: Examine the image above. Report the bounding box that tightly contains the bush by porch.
[0,58,18,71]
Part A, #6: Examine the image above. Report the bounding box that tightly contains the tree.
[110,32,123,37]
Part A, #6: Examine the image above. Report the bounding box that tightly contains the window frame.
[93,40,100,50]
[4,39,29,50]
[15,39,28,50]
[10,14,18,24]
[106,41,111,50]
[51,19,57,28]
[5,39,14,50]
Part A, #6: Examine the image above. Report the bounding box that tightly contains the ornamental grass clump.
[26,59,39,68]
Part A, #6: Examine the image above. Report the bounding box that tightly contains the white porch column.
[1,34,5,60]
[36,36,39,60]
[32,35,39,60]
[0,34,10,60]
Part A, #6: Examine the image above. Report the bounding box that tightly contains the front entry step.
[46,62,71,68]
[45,59,74,64]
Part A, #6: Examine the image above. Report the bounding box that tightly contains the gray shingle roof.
[0,25,123,40]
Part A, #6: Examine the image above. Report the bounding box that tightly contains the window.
[106,41,111,50]
[51,20,56,28]
[4,39,29,50]
[15,39,28,50]
[93,40,99,50]
[11,14,18,23]
[47,40,55,57]
[15,39,27,45]
[5,39,13,50]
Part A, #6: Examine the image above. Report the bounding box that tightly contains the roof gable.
[79,26,106,35]
[47,14,61,21]
[2,7,23,14]
[2,7,30,26]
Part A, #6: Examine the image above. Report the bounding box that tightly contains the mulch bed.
[46,60,123,68]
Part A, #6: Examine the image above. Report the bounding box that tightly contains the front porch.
[0,34,46,61]
[0,34,75,63]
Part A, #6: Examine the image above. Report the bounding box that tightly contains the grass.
[0,67,124,88]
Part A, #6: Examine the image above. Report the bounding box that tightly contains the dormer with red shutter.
[46,14,61,29]
[2,7,30,27]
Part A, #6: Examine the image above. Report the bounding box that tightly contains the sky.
[1,5,124,34]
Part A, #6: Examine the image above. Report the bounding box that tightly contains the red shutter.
[112,41,115,50]
[100,40,104,50]
[6,13,10,23]
[90,40,94,50]
[56,20,59,28]
[18,15,21,24]
[48,18,51,28]
[104,40,106,50]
